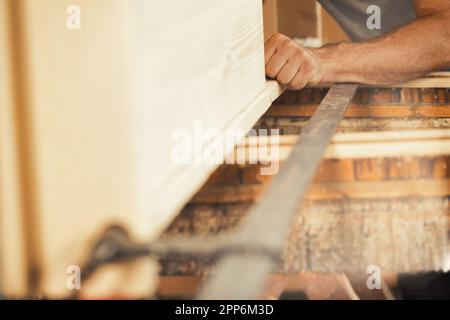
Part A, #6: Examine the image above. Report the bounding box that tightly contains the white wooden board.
[8,0,267,297]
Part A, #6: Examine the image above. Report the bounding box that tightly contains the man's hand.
[264,33,324,90]
[266,0,450,87]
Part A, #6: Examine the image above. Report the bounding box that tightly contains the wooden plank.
[275,87,449,107]
[240,141,450,162]
[245,129,450,145]
[152,81,283,243]
[164,198,450,274]
[232,129,450,163]
[286,201,450,274]
[12,0,160,299]
[313,72,450,88]
[126,0,268,239]
[267,104,450,118]
[308,179,450,201]
[256,117,450,135]
[190,179,450,204]
[428,72,450,78]
[390,73,450,88]
[0,0,29,297]
[157,274,361,300]
[10,0,271,297]
[204,156,450,186]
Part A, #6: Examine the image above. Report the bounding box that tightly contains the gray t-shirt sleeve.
[318,0,416,41]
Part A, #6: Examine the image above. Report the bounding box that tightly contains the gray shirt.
[318,0,416,41]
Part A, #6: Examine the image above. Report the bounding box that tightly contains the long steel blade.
[198,84,358,300]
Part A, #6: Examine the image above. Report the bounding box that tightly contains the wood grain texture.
[314,72,450,89]
[201,155,450,186]
[389,72,450,88]
[274,87,450,107]
[129,0,267,239]
[13,0,158,298]
[231,129,450,163]
[10,0,270,297]
[190,179,450,204]
[163,199,450,275]
[162,126,450,275]
[255,117,450,135]
[267,104,450,118]
[0,0,29,297]
[284,199,450,274]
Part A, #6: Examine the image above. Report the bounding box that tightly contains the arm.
[265,0,450,88]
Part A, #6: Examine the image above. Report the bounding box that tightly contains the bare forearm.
[313,12,450,85]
